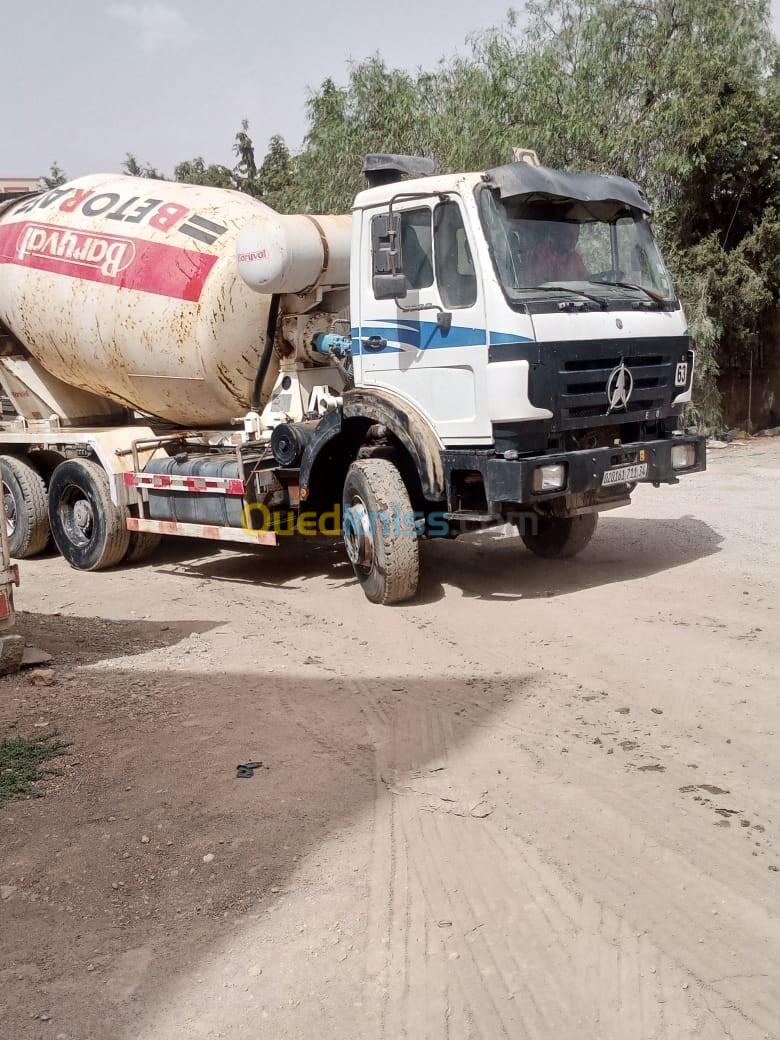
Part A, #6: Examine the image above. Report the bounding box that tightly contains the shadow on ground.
[142,514,722,604]
[0,665,524,1040]
[11,612,221,669]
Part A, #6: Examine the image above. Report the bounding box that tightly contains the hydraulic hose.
[250,293,280,412]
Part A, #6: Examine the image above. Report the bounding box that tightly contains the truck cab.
[331,156,704,596]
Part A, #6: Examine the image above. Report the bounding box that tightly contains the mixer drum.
[0,174,278,426]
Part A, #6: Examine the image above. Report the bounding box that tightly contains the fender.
[344,388,445,501]
[299,388,446,504]
[298,407,343,503]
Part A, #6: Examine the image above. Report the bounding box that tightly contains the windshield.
[478,190,674,303]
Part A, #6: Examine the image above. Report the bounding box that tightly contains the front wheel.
[342,458,419,605]
[48,459,130,570]
[520,512,598,559]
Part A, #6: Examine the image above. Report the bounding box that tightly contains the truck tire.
[342,458,419,605]
[0,455,50,558]
[125,529,162,565]
[48,459,130,571]
[520,512,598,559]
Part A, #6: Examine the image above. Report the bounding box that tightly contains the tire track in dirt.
[497,699,779,908]
[427,808,580,1035]
[351,675,596,1039]
[464,690,780,1040]
[499,791,779,1039]
[346,647,779,1040]
[247,555,779,1040]
[357,678,507,1038]
[403,634,779,922]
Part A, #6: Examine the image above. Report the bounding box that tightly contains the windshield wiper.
[586,279,664,304]
[522,285,607,308]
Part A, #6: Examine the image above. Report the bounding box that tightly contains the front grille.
[562,354,670,419]
[528,337,689,431]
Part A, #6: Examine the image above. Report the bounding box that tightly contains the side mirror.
[371,211,407,299]
[373,272,408,300]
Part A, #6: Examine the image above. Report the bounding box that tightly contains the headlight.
[533,462,567,492]
[671,443,696,470]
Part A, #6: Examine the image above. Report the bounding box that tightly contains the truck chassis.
[0,400,705,605]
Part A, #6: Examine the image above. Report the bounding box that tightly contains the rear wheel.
[125,529,162,565]
[342,458,419,605]
[520,512,598,559]
[0,455,50,558]
[48,459,130,570]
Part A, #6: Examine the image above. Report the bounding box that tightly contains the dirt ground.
[0,439,778,1040]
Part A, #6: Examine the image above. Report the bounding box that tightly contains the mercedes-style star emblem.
[606,361,633,412]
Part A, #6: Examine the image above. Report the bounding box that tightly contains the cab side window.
[399,208,433,289]
[434,202,477,308]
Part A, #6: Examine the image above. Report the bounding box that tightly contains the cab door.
[354,197,492,445]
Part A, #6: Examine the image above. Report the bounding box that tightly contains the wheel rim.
[59,483,96,548]
[343,496,374,571]
[3,481,16,536]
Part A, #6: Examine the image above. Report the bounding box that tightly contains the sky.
[1,0,516,179]
[2,0,779,180]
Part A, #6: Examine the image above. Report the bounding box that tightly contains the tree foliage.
[122,153,164,179]
[287,0,778,430]
[173,156,234,189]
[233,118,258,180]
[258,134,297,211]
[43,162,66,189]
[172,121,298,204]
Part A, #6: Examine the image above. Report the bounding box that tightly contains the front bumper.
[442,434,706,511]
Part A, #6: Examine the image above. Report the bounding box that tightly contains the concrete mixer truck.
[0,153,705,603]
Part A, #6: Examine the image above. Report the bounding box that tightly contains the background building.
[0,176,44,196]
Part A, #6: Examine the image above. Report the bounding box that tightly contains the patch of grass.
[0,731,71,805]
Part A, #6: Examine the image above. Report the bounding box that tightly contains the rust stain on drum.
[216,362,249,407]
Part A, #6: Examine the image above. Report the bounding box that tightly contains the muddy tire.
[125,529,162,565]
[520,512,598,559]
[342,458,419,605]
[48,459,130,571]
[0,454,50,558]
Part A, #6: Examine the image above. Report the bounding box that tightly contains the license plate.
[602,462,648,486]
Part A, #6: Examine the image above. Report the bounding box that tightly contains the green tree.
[122,153,164,179]
[43,162,66,188]
[257,134,296,211]
[293,66,433,213]
[233,118,262,196]
[122,153,143,177]
[174,156,235,189]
